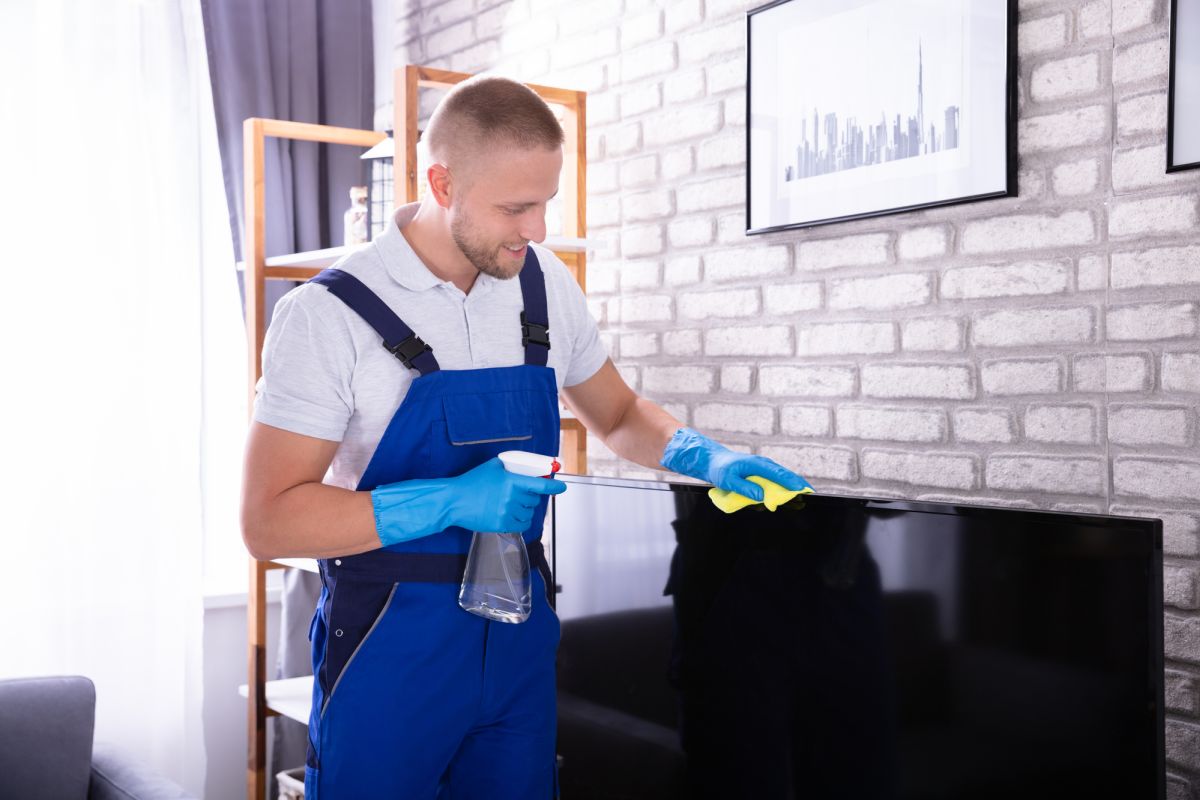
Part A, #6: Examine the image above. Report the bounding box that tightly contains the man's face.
[448,144,563,280]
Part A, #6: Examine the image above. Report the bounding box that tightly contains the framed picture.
[746,0,1017,234]
[1169,0,1200,172]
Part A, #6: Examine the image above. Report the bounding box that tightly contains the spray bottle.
[458,451,560,623]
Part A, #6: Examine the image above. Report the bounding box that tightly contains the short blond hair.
[424,76,564,170]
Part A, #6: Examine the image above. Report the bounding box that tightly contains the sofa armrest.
[89,742,197,800]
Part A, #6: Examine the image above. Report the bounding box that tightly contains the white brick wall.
[389,4,1200,784]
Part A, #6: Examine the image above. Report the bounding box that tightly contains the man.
[241,75,811,799]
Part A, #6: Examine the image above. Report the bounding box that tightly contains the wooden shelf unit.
[242,67,588,799]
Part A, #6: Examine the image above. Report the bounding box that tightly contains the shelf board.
[239,676,313,725]
[236,237,590,280]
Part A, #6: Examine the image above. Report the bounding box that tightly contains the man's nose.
[519,211,546,244]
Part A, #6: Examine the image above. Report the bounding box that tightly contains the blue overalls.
[303,250,561,799]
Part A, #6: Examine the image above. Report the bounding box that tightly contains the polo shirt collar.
[372,203,444,292]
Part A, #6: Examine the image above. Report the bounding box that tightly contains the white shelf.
[272,557,320,573]
[239,676,313,725]
[236,236,591,273]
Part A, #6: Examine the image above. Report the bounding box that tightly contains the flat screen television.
[547,475,1164,800]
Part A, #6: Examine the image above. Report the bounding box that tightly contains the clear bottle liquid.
[458,451,560,624]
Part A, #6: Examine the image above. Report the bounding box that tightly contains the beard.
[450,207,526,280]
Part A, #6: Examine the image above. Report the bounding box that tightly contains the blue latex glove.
[660,427,813,503]
[370,457,567,547]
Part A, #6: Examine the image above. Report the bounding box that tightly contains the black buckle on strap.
[383,334,432,370]
[521,311,550,349]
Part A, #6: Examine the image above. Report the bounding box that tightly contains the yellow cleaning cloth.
[708,475,815,513]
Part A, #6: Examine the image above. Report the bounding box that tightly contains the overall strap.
[309,268,441,375]
[517,248,551,367]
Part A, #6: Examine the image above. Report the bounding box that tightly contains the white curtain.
[0,1,245,794]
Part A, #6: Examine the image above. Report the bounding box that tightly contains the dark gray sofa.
[0,675,197,800]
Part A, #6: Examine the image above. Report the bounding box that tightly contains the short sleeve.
[252,285,356,441]
[556,265,608,388]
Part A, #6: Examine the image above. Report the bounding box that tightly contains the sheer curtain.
[0,1,244,793]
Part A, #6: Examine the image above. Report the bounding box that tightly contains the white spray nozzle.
[498,450,561,478]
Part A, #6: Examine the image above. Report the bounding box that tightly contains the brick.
[663,329,701,356]
[759,365,856,398]
[717,213,747,245]
[697,134,745,171]
[1019,106,1108,153]
[1112,506,1200,556]
[1163,352,1200,393]
[1073,353,1153,393]
[705,325,792,357]
[552,28,619,69]
[606,122,642,156]
[619,259,661,290]
[664,255,701,286]
[424,20,475,59]
[705,245,789,283]
[987,455,1105,494]
[796,233,891,271]
[982,359,1063,395]
[618,294,672,323]
[1078,1,1110,39]
[706,0,757,18]
[1109,194,1199,238]
[619,332,657,358]
[902,317,965,352]
[837,406,947,443]
[973,307,1095,348]
[861,364,974,400]
[1113,144,1184,191]
[620,224,664,257]
[1077,255,1108,291]
[643,366,716,395]
[781,405,832,437]
[589,161,619,193]
[707,56,746,94]
[665,0,704,33]
[1019,13,1068,53]
[678,175,744,213]
[1031,53,1101,102]
[679,288,759,320]
[678,18,743,64]
[622,189,674,223]
[1166,670,1200,714]
[618,154,658,189]
[1020,167,1047,199]
[720,365,753,393]
[662,146,695,180]
[942,261,1072,300]
[764,282,823,315]
[587,263,618,294]
[618,83,662,118]
[1114,39,1170,85]
[423,0,482,31]
[1024,404,1097,444]
[955,408,1017,443]
[693,402,774,435]
[615,363,640,390]
[1118,92,1168,140]
[1166,720,1200,771]
[1166,613,1200,664]
[1052,157,1100,196]
[1166,565,1200,610]
[666,216,714,248]
[1109,405,1193,446]
[555,0,621,34]
[1115,457,1200,501]
[1111,245,1200,289]
[798,322,895,356]
[829,273,932,311]
[1108,302,1198,341]
[620,41,678,82]
[644,104,723,148]
[897,225,950,261]
[760,444,858,482]
[961,211,1096,253]
[620,9,663,49]
[589,195,620,227]
[862,450,979,490]
[664,70,706,104]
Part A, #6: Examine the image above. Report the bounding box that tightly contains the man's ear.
[427,163,453,209]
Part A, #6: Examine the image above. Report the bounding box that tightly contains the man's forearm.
[242,481,380,561]
[600,396,683,472]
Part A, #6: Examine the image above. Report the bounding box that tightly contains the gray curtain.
[199,0,373,790]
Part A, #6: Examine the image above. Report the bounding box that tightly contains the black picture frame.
[1168,0,1200,172]
[745,0,1017,235]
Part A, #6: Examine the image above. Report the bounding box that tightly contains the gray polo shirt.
[253,203,608,490]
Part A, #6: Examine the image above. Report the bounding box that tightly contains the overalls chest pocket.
[429,390,537,475]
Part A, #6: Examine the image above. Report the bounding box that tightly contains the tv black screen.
[548,475,1164,800]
